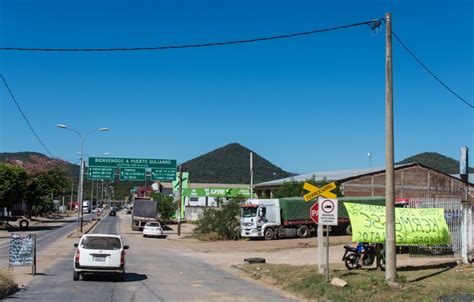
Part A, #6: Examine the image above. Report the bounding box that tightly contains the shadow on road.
[6,225,65,232]
[82,272,148,283]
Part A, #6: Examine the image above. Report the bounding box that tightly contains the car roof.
[81,234,122,239]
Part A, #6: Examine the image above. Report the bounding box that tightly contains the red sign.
[310,202,318,224]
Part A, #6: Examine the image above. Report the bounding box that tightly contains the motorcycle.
[342,243,386,271]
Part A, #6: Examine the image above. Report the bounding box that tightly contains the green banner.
[345,203,450,245]
[183,187,251,198]
[172,172,189,191]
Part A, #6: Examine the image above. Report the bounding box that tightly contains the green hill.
[397,152,473,174]
[181,143,294,184]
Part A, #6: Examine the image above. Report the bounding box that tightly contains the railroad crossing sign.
[303,182,337,202]
[318,197,338,226]
[310,202,319,224]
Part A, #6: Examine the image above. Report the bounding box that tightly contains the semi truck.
[240,196,397,240]
[131,198,158,231]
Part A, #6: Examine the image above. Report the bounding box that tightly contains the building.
[255,163,472,200]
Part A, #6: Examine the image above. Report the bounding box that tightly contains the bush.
[193,200,241,240]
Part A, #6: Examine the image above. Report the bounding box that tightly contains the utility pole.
[70,181,74,212]
[177,165,183,236]
[385,12,397,282]
[250,152,254,199]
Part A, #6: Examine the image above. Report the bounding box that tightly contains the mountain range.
[1,146,471,199]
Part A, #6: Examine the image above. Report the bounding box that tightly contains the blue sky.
[1,0,472,175]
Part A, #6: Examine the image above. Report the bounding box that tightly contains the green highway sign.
[87,167,115,180]
[89,157,176,169]
[151,168,177,181]
[119,168,146,181]
[183,187,251,198]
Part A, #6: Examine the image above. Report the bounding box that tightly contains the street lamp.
[76,152,111,222]
[57,124,109,234]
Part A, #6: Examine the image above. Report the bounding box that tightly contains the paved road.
[0,215,86,267]
[6,214,299,301]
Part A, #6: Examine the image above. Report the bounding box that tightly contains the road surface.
[6,214,300,301]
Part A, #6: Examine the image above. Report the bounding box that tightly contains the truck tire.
[264,228,274,240]
[19,219,29,229]
[73,271,80,281]
[296,226,310,238]
[345,225,352,235]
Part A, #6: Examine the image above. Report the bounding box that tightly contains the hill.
[181,143,294,184]
[397,152,473,174]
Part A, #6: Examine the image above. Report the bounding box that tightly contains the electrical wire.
[391,31,473,109]
[0,75,55,157]
[0,19,382,52]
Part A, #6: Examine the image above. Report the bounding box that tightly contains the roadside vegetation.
[239,262,474,301]
[192,200,241,240]
[149,192,177,222]
[0,270,17,299]
[0,156,69,219]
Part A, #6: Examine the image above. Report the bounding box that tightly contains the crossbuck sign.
[303,182,337,202]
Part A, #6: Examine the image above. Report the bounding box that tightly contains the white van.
[73,234,129,281]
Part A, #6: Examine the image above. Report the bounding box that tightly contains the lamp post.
[57,124,109,234]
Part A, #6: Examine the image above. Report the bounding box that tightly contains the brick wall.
[341,164,465,198]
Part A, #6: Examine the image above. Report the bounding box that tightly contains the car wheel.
[73,271,80,281]
[19,219,29,229]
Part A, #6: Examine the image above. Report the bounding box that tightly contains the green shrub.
[193,200,241,240]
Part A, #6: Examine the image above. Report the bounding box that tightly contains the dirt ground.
[156,220,460,271]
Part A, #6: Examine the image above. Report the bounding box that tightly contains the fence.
[408,195,463,257]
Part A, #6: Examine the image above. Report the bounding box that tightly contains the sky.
[1,0,473,175]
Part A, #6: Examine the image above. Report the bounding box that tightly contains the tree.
[0,163,27,209]
[149,192,177,221]
[10,156,69,217]
[193,200,241,240]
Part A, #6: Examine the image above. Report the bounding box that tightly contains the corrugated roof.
[450,173,474,184]
[255,163,414,188]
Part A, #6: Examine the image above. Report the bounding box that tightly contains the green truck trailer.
[240,196,392,239]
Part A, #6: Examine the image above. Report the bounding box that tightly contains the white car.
[73,234,129,281]
[143,221,164,238]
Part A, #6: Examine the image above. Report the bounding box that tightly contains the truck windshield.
[242,207,258,218]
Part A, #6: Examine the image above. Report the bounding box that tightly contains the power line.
[0,75,55,157]
[0,19,383,52]
[391,31,473,109]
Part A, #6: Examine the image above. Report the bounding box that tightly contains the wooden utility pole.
[177,165,183,236]
[385,12,397,282]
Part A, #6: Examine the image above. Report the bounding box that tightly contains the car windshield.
[147,222,160,227]
[242,207,257,218]
[81,236,121,250]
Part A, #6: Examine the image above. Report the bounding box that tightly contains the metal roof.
[255,163,415,188]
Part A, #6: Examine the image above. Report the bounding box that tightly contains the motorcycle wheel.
[377,257,386,271]
[345,253,359,270]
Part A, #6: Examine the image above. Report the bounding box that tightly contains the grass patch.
[0,270,17,298]
[239,263,474,301]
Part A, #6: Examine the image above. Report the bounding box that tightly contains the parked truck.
[131,198,158,231]
[240,196,397,240]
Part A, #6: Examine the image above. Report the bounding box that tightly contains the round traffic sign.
[321,199,335,214]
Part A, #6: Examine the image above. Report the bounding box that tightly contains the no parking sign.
[318,197,338,226]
